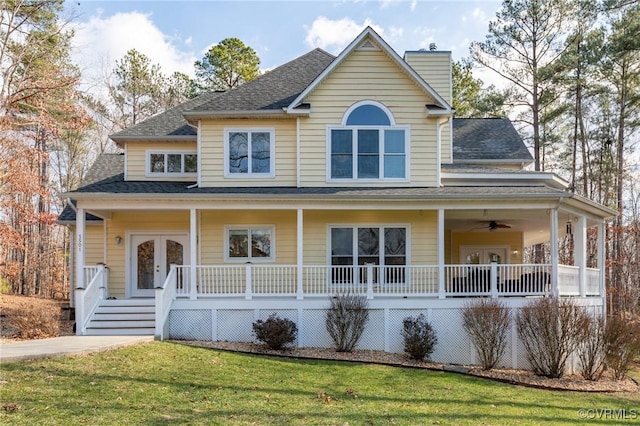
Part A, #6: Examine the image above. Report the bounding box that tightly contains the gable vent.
[357,39,379,51]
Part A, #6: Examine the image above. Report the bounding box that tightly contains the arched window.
[329,101,407,181]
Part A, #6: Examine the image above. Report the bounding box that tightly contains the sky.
[65,0,503,90]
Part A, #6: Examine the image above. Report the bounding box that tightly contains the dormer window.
[147,151,197,176]
[328,101,408,181]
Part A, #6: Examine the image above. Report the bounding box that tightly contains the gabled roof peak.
[286,26,452,113]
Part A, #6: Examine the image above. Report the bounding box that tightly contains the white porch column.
[296,209,304,300]
[189,208,198,300]
[575,215,587,297]
[76,208,85,289]
[597,220,606,316]
[438,209,445,299]
[550,208,559,297]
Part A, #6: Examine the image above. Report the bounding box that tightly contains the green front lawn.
[1,342,638,425]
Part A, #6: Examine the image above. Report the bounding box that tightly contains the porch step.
[84,298,155,336]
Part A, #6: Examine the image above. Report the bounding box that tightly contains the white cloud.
[410,0,417,12]
[304,16,384,53]
[472,7,489,25]
[71,11,196,94]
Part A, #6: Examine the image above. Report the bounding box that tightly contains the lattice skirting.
[166,304,603,369]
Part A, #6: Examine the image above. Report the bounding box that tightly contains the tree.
[452,59,509,118]
[0,0,91,297]
[108,49,166,128]
[194,37,260,91]
[471,0,577,171]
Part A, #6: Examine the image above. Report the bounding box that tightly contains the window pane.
[358,228,380,256]
[331,129,352,153]
[384,155,405,178]
[346,104,391,126]
[251,132,271,173]
[150,153,165,173]
[167,154,181,173]
[331,228,353,256]
[251,229,271,258]
[331,130,353,179]
[384,130,405,153]
[358,130,379,153]
[384,228,406,256]
[184,154,197,173]
[229,132,248,173]
[228,230,249,258]
[358,155,379,178]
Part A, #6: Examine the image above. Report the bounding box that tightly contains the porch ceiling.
[445,208,573,246]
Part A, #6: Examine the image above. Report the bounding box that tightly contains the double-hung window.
[225,129,275,177]
[330,226,407,285]
[225,226,274,262]
[329,102,408,181]
[147,151,197,176]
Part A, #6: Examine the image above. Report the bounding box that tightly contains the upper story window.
[225,128,275,178]
[147,151,197,176]
[328,101,408,181]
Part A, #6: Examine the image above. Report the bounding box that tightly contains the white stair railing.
[75,265,107,335]
[155,264,178,340]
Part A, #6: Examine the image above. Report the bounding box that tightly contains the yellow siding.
[300,48,441,187]
[105,211,190,298]
[85,225,104,266]
[126,141,197,181]
[450,231,523,264]
[303,210,438,264]
[200,119,297,187]
[403,51,452,104]
[200,210,297,264]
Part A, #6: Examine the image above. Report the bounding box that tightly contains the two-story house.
[60,28,615,368]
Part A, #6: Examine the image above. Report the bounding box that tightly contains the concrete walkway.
[0,335,154,363]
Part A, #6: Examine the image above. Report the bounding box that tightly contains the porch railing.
[170,263,592,300]
[155,264,179,340]
[76,265,107,335]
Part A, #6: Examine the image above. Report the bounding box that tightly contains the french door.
[130,234,188,297]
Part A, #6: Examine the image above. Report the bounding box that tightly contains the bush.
[462,299,511,370]
[402,314,437,361]
[252,313,297,350]
[604,316,640,380]
[577,315,606,381]
[2,296,60,339]
[516,297,590,378]
[325,294,369,352]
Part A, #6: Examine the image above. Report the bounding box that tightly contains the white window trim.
[326,124,411,183]
[224,225,276,263]
[145,150,197,177]
[341,100,396,126]
[224,128,276,178]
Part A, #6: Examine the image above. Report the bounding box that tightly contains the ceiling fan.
[474,220,512,232]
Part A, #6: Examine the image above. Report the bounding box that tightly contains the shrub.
[402,314,437,361]
[462,299,511,370]
[2,296,61,339]
[577,315,606,381]
[516,297,590,378]
[604,316,640,380]
[325,293,369,352]
[252,313,297,350]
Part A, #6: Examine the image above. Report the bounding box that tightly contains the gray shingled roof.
[65,154,565,199]
[110,91,224,139]
[452,118,533,162]
[186,48,335,113]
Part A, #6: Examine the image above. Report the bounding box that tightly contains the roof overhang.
[442,171,569,190]
[183,110,291,120]
[109,135,197,144]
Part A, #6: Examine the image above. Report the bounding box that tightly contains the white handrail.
[155,264,178,340]
[76,265,107,335]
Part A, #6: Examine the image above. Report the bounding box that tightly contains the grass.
[1,342,639,425]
